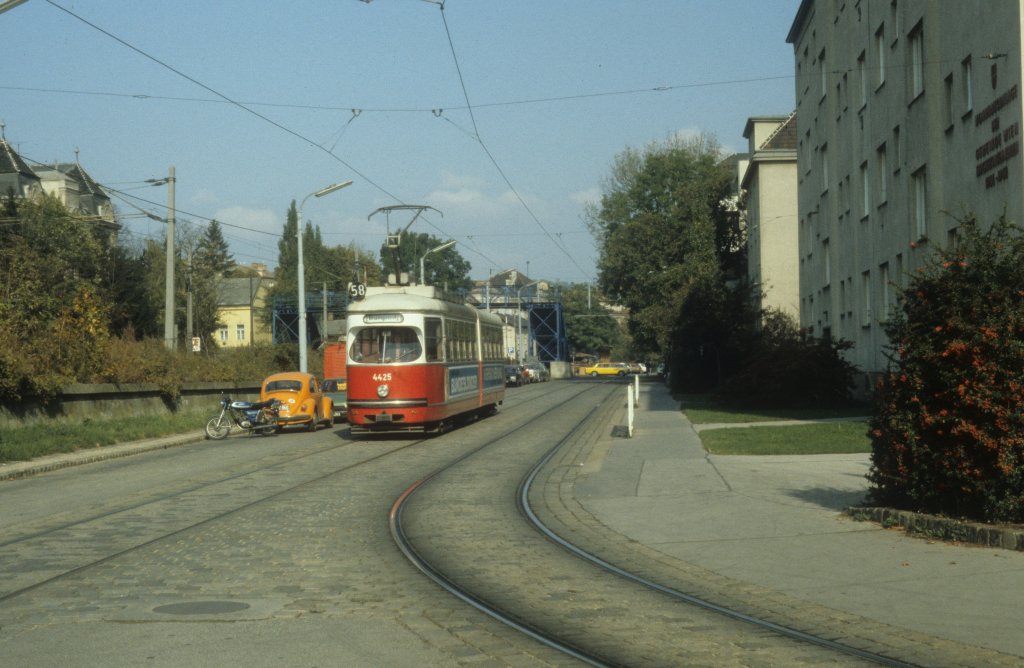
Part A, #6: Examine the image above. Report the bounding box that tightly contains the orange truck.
[322,342,347,421]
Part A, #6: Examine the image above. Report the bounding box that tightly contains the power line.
[430,2,592,281]
[41,0,515,276]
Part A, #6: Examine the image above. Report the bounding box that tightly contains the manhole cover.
[153,601,250,615]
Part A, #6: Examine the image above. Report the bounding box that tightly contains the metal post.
[164,166,176,350]
[297,180,353,373]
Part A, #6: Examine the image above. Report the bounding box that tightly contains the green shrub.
[868,215,1024,523]
[715,309,858,408]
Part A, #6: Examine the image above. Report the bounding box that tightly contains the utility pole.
[163,167,176,350]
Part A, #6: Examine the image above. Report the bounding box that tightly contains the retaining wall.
[0,382,262,428]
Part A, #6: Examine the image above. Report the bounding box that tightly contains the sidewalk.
[572,380,1024,661]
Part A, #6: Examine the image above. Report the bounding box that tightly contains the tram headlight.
[377,384,390,399]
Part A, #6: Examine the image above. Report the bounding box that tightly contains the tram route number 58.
[347,282,367,300]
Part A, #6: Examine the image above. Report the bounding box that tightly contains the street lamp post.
[516,279,540,363]
[146,167,176,350]
[420,240,456,287]
[297,179,353,373]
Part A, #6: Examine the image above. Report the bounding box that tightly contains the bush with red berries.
[868,216,1024,523]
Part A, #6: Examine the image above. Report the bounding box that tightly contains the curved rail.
[392,384,920,667]
[516,412,918,668]
[388,386,614,667]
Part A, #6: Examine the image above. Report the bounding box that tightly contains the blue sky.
[3,0,801,284]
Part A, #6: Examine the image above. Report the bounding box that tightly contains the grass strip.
[0,411,207,463]
[679,393,871,425]
[698,420,871,456]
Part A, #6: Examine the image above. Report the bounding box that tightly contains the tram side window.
[483,324,502,361]
[425,318,442,362]
[447,319,471,362]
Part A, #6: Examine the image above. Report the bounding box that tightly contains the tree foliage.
[587,133,749,388]
[558,283,625,358]
[0,194,112,399]
[379,231,472,292]
[868,215,1024,523]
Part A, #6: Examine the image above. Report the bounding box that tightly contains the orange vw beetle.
[260,372,334,432]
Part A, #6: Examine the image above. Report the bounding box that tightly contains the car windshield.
[351,326,422,364]
[265,379,302,393]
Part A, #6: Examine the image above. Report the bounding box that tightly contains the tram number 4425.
[372,373,393,382]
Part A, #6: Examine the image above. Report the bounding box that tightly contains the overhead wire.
[432,1,592,280]
[41,0,516,277]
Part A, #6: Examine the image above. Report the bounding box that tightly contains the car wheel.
[590,371,599,377]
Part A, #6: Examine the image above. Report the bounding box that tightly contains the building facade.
[740,113,800,322]
[788,0,1024,383]
[216,275,274,348]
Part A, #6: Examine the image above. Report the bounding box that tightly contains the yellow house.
[216,275,274,348]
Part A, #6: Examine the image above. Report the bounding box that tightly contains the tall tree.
[195,219,234,275]
[587,133,751,389]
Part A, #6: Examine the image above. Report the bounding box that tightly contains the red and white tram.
[345,284,506,434]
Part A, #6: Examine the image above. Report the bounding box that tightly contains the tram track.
[0,382,581,607]
[389,381,961,667]
[0,436,431,604]
[5,378,1005,665]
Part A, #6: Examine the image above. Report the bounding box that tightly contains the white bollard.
[633,375,640,407]
[626,386,634,437]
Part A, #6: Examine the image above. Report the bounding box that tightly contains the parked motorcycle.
[205,394,281,440]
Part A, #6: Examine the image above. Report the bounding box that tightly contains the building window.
[236,324,246,341]
[876,142,888,203]
[219,328,228,343]
[823,238,831,285]
[961,56,973,115]
[820,48,828,100]
[913,167,927,239]
[909,22,924,100]
[880,262,891,321]
[943,73,954,130]
[860,162,870,217]
[892,125,902,173]
[858,51,867,108]
[862,271,872,326]
[821,144,829,193]
[875,24,886,88]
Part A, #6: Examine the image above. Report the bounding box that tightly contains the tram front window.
[351,326,422,363]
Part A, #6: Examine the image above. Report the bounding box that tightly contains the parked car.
[321,377,347,422]
[505,364,526,387]
[579,362,629,377]
[525,362,550,382]
[260,372,334,431]
[628,362,647,374]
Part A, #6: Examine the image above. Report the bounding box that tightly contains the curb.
[0,432,206,482]
[847,506,1024,552]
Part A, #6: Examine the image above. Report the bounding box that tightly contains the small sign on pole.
[191,337,201,352]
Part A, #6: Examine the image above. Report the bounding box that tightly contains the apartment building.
[788,0,1024,383]
[740,113,800,322]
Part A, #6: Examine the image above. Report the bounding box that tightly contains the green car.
[321,378,348,422]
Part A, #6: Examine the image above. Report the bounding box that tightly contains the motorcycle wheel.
[205,415,231,440]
